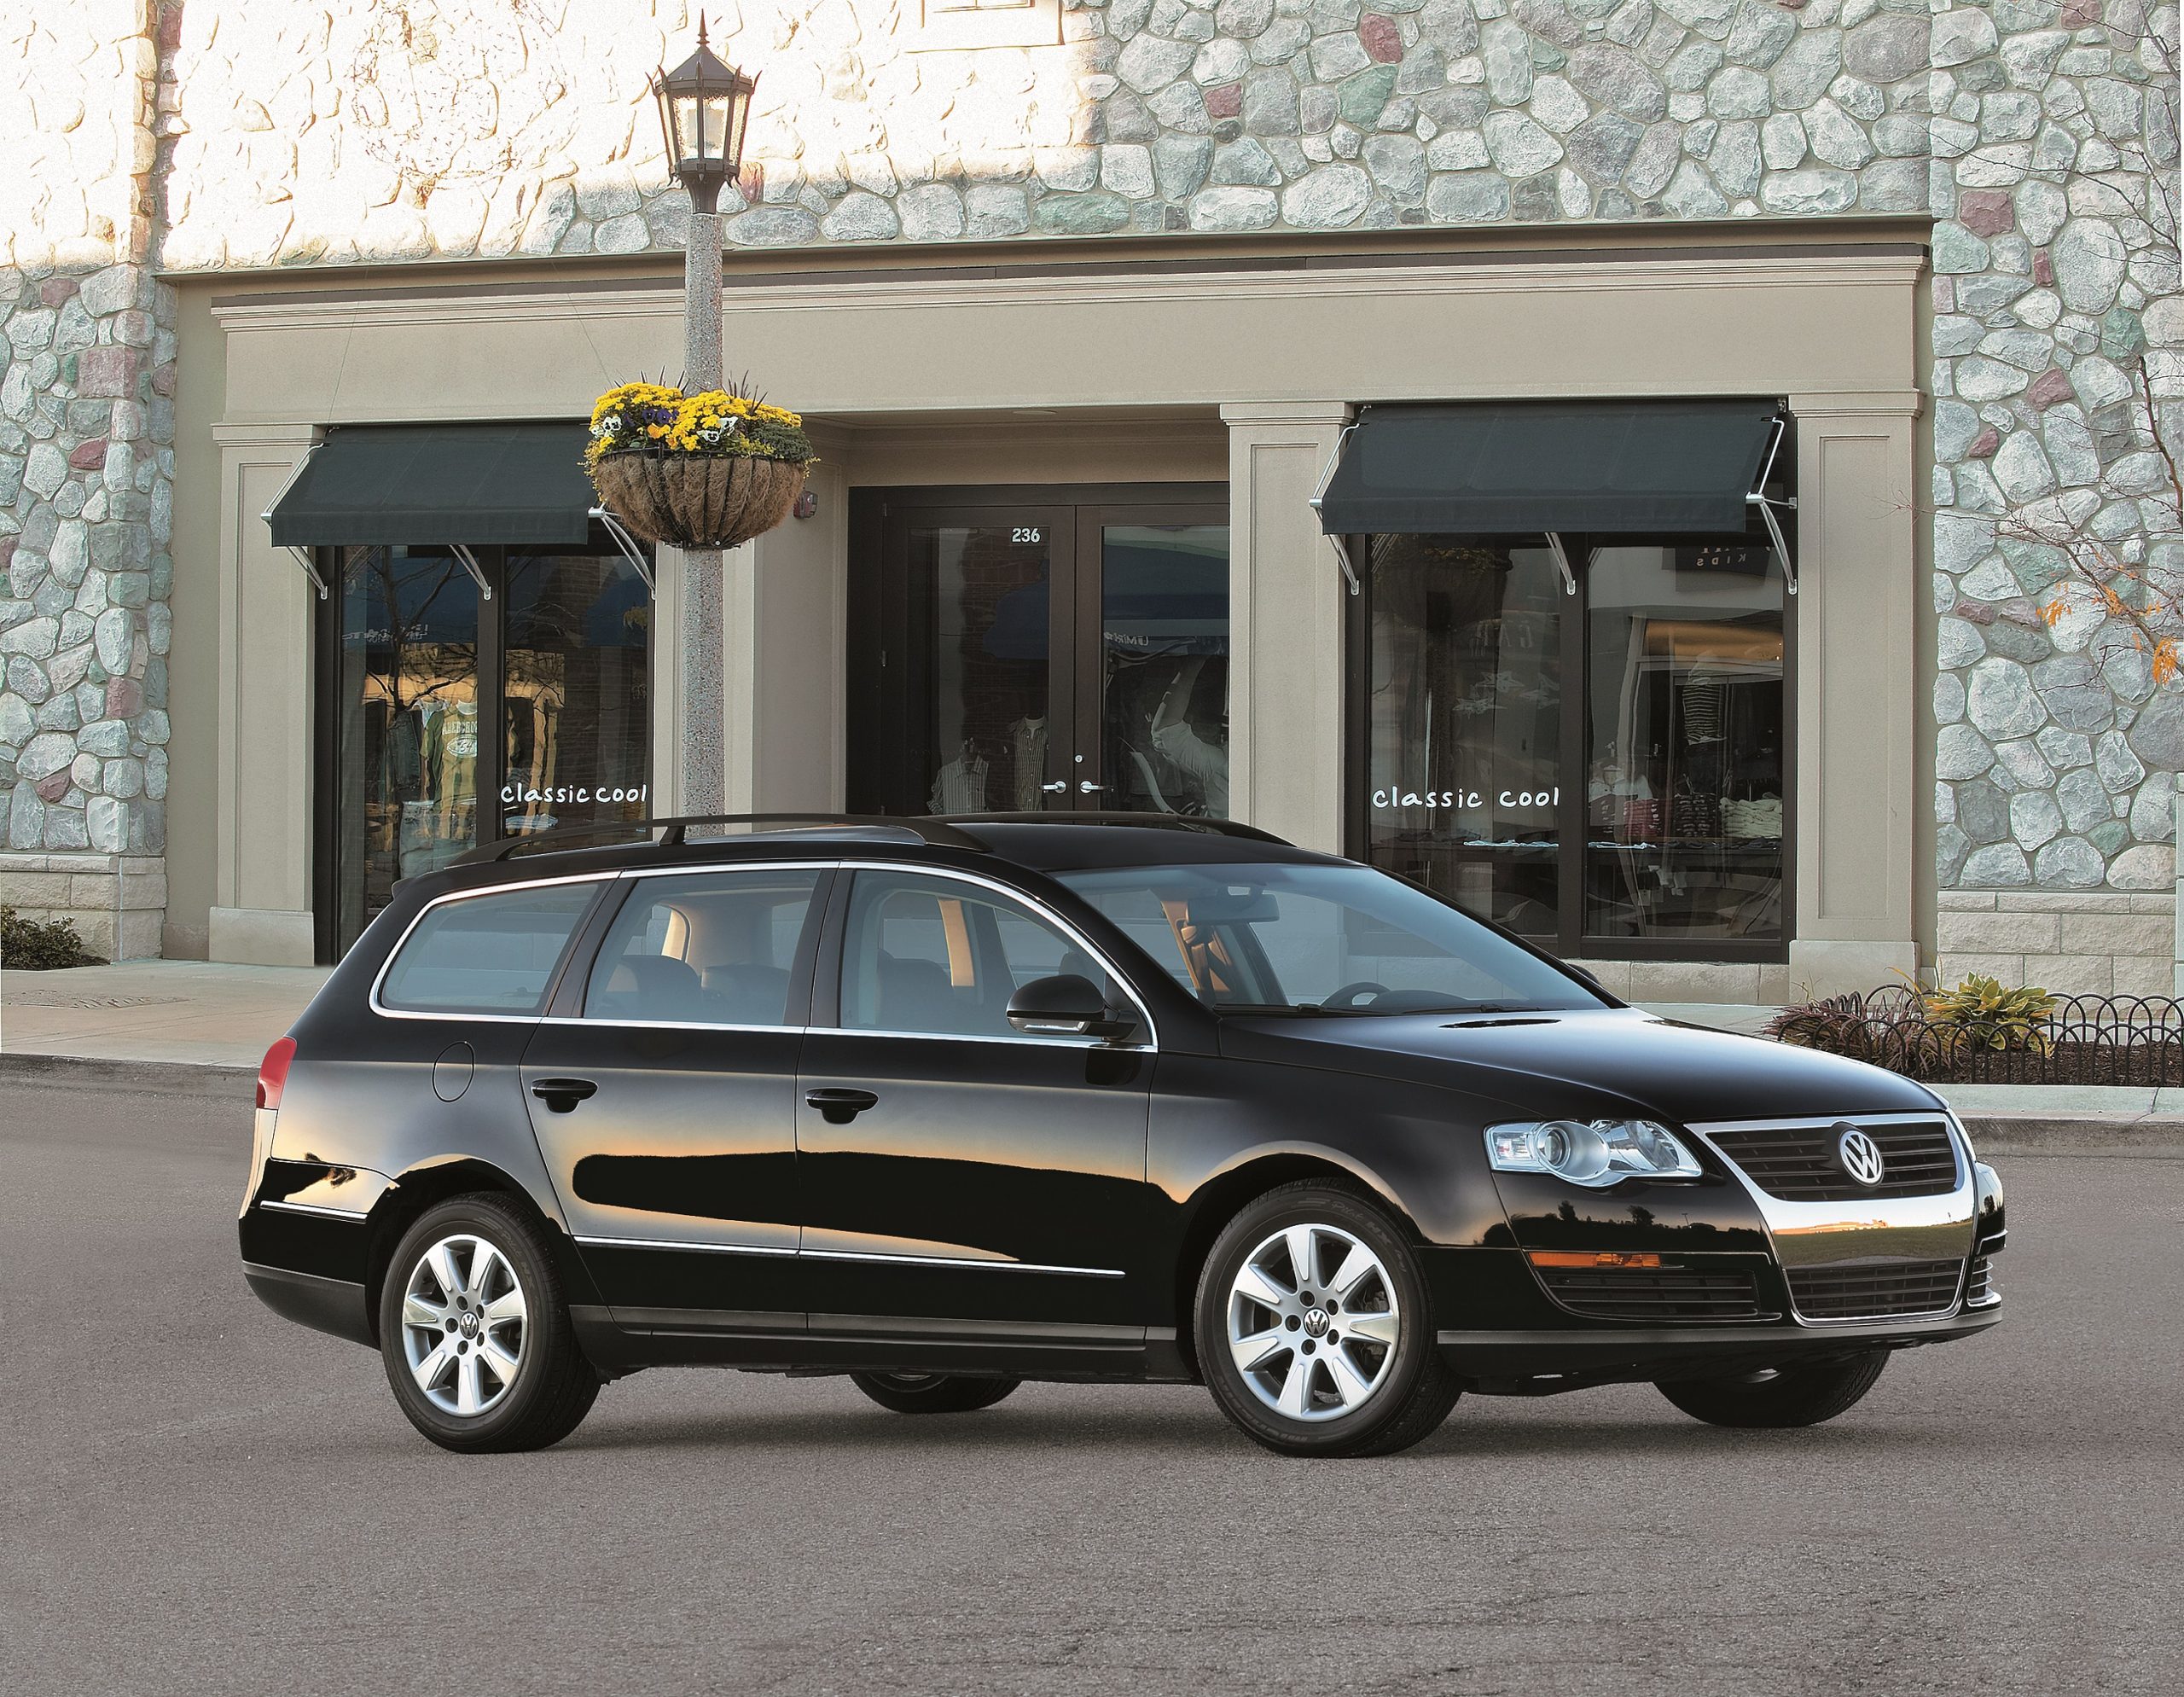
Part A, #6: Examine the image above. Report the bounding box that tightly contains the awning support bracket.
[1308,417,1364,596]
[450,542,492,602]
[1749,412,1798,596]
[260,441,329,600]
[282,546,329,601]
[1544,532,1578,597]
[591,505,656,591]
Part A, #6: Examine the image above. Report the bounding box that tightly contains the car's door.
[795,867,1157,1340]
[520,863,831,1333]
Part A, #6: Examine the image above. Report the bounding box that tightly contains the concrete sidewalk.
[2,962,2180,1149]
[0,959,331,1070]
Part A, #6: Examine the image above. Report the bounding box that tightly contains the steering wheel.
[1321,980,1392,1010]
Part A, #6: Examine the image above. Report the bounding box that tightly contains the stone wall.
[1928,0,2181,918]
[23,0,2184,979]
[0,0,174,957]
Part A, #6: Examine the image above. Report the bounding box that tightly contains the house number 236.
[1012,527,1043,543]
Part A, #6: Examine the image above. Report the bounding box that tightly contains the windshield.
[1054,861,1607,1015]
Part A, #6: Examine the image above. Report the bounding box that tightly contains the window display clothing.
[1148,656,1229,815]
[929,743,990,813]
[1008,715,1049,810]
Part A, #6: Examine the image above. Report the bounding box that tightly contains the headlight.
[1485,1119,1703,1186]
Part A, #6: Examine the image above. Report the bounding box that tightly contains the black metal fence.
[1768,986,2184,1086]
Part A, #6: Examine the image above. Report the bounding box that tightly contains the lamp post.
[651,20,758,817]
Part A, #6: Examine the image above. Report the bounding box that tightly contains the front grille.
[1965,1255,2000,1307]
[1538,1268,1768,1322]
[1709,1119,1960,1201]
[1787,1258,1964,1321]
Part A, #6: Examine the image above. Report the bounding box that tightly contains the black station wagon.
[240,813,2005,1456]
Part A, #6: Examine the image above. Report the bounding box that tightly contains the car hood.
[1217,1007,1943,1127]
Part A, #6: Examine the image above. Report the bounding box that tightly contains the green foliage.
[0,905,104,970]
[1920,973,2058,1053]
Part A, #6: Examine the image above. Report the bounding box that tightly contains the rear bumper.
[242,1261,375,1348]
[1438,1305,2001,1389]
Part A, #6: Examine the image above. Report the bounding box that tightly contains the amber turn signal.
[1526,1251,1664,1270]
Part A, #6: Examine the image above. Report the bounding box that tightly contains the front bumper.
[1438,1305,2000,1389]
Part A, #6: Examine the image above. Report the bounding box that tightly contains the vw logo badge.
[1836,1125,1886,1187]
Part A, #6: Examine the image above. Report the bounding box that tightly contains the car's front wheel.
[850,1372,1020,1414]
[378,1194,600,1453]
[1655,1351,1889,1428]
[1194,1182,1460,1457]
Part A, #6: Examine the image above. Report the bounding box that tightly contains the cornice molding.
[211,252,1926,335]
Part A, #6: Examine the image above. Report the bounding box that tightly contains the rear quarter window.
[377,882,600,1015]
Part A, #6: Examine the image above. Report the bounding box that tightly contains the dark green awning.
[267,423,593,547]
[1316,399,1781,536]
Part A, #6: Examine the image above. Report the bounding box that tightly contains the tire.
[378,1194,600,1453]
[849,1371,1021,1415]
[1655,1351,1888,1429]
[1194,1181,1460,1458]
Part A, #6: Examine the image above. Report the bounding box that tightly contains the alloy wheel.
[1226,1222,1401,1422]
[399,1234,527,1418]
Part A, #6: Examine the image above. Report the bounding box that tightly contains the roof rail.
[938,811,1294,846]
[449,812,992,867]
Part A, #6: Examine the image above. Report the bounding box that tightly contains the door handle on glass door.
[805,1087,880,1125]
[1040,781,1066,793]
[530,1078,598,1113]
[1078,781,1103,794]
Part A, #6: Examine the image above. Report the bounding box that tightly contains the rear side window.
[377,883,599,1014]
[584,869,822,1026]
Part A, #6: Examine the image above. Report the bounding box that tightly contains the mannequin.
[929,742,990,813]
[1008,714,1049,810]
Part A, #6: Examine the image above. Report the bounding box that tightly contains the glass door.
[892,507,1072,816]
[853,487,1229,820]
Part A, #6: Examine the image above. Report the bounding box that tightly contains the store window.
[320,542,651,960]
[1356,531,1789,961]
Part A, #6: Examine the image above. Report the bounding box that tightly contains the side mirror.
[1007,973,1135,1040]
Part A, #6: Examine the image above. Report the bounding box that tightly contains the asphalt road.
[3,1077,2181,1696]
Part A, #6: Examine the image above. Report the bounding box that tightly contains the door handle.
[1040,781,1066,793]
[530,1077,598,1113]
[805,1087,879,1125]
[1078,780,1103,795]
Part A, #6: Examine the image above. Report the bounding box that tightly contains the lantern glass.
[651,26,757,206]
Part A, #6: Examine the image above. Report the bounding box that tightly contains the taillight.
[257,1037,297,1111]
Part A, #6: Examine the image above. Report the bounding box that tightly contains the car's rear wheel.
[1655,1351,1888,1428]
[1194,1181,1460,1457]
[379,1194,599,1453]
[849,1371,1020,1414]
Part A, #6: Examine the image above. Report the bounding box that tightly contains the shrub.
[0,906,104,970]
[1920,973,2057,1053]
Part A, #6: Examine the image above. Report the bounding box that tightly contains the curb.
[1960,1113,2184,1155]
[0,1051,255,1095]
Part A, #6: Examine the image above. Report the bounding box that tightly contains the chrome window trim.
[258,1198,369,1221]
[575,1234,798,1258]
[1684,1110,1974,1328]
[572,1235,1122,1278]
[368,869,621,1024]
[825,859,1159,1051]
[363,856,1158,1048]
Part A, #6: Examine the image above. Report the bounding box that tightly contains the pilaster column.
[1784,391,1923,995]
[1222,402,1352,852]
[207,421,322,965]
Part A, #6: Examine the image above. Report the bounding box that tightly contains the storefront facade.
[171,226,1923,998]
[3,0,2178,1002]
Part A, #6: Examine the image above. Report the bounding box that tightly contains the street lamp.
[649,17,758,815]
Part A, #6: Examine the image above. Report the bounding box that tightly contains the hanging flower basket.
[585,381,814,551]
